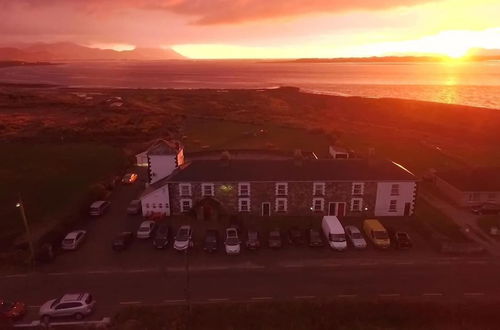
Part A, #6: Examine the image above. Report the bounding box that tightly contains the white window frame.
[389,199,398,212]
[238,182,251,197]
[312,198,324,212]
[390,184,400,196]
[313,182,325,196]
[180,198,192,212]
[201,183,215,197]
[275,182,288,196]
[275,198,288,212]
[350,198,363,212]
[179,183,192,197]
[238,198,251,212]
[352,182,364,195]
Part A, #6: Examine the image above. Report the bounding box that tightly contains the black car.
[268,229,282,249]
[471,203,500,215]
[246,230,261,250]
[112,232,134,251]
[287,226,305,246]
[203,229,220,253]
[153,224,171,249]
[308,228,324,247]
[387,227,412,249]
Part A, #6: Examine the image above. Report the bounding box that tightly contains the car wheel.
[74,313,84,320]
[41,315,51,324]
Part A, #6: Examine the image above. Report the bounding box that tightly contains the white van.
[89,201,110,216]
[321,216,347,251]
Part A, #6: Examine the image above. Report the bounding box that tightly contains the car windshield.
[0,301,14,312]
[50,298,61,308]
[396,233,408,239]
[177,229,189,241]
[330,233,346,242]
[205,234,216,243]
[374,231,389,239]
[139,227,150,232]
[310,231,320,239]
[226,237,239,245]
[62,238,74,244]
[248,232,258,240]
[351,232,363,239]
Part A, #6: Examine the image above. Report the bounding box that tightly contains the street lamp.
[16,197,35,269]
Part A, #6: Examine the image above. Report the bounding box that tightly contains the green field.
[0,143,126,245]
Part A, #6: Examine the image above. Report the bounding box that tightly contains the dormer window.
[202,183,215,197]
[352,183,364,195]
[275,182,288,196]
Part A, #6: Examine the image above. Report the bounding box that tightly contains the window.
[487,193,497,201]
[158,203,163,209]
[313,182,325,196]
[275,198,288,212]
[312,198,324,212]
[352,183,364,195]
[180,199,192,212]
[389,200,397,212]
[239,198,251,212]
[145,203,150,208]
[275,183,288,196]
[350,198,363,211]
[469,193,480,202]
[390,184,400,196]
[152,203,157,209]
[179,183,192,197]
[202,183,215,197]
[238,183,250,197]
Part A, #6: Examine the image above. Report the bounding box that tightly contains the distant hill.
[0,42,185,61]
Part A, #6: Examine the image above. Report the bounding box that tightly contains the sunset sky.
[1,0,500,59]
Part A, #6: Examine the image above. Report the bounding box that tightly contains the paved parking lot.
[30,168,465,275]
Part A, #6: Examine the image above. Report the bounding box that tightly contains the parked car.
[344,225,367,249]
[39,293,95,324]
[136,221,156,239]
[112,232,134,251]
[89,201,110,216]
[308,228,324,247]
[203,229,219,253]
[287,226,305,246]
[246,230,261,250]
[121,173,138,184]
[126,200,142,215]
[173,225,193,251]
[61,230,86,251]
[322,216,347,251]
[225,227,241,255]
[268,229,282,249]
[386,227,412,249]
[0,299,26,321]
[363,219,390,249]
[471,203,500,215]
[153,224,170,249]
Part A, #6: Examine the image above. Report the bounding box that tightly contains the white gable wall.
[374,181,416,216]
[135,151,149,167]
[141,186,170,217]
[148,154,177,184]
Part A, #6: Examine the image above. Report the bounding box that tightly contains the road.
[3,258,500,325]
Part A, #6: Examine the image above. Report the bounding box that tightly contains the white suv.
[225,227,241,255]
[39,293,95,324]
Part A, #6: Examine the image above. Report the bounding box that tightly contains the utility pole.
[16,195,35,269]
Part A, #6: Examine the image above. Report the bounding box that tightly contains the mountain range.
[0,42,185,61]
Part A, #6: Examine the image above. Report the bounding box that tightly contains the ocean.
[1,60,499,109]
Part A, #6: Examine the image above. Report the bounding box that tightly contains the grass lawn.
[0,143,126,246]
[181,117,332,157]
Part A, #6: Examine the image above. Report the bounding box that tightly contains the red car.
[0,299,26,321]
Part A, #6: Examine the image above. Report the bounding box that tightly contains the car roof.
[60,293,88,302]
[90,200,107,208]
[65,231,84,239]
[344,225,361,233]
[179,225,191,230]
[141,221,155,226]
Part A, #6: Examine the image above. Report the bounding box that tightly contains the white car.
[136,221,156,239]
[344,225,367,249]
[39,293,95,324]
[173,225,193,251]
[61,230,86,250]
[224,227,241,255]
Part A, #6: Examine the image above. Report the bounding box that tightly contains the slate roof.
[147,140,181,155]
[437,167,500,191]
[165,159,416,182]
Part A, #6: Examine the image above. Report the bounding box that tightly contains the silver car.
[344,225,367,249]
[39,293,95,323]
[61,230,86,250]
